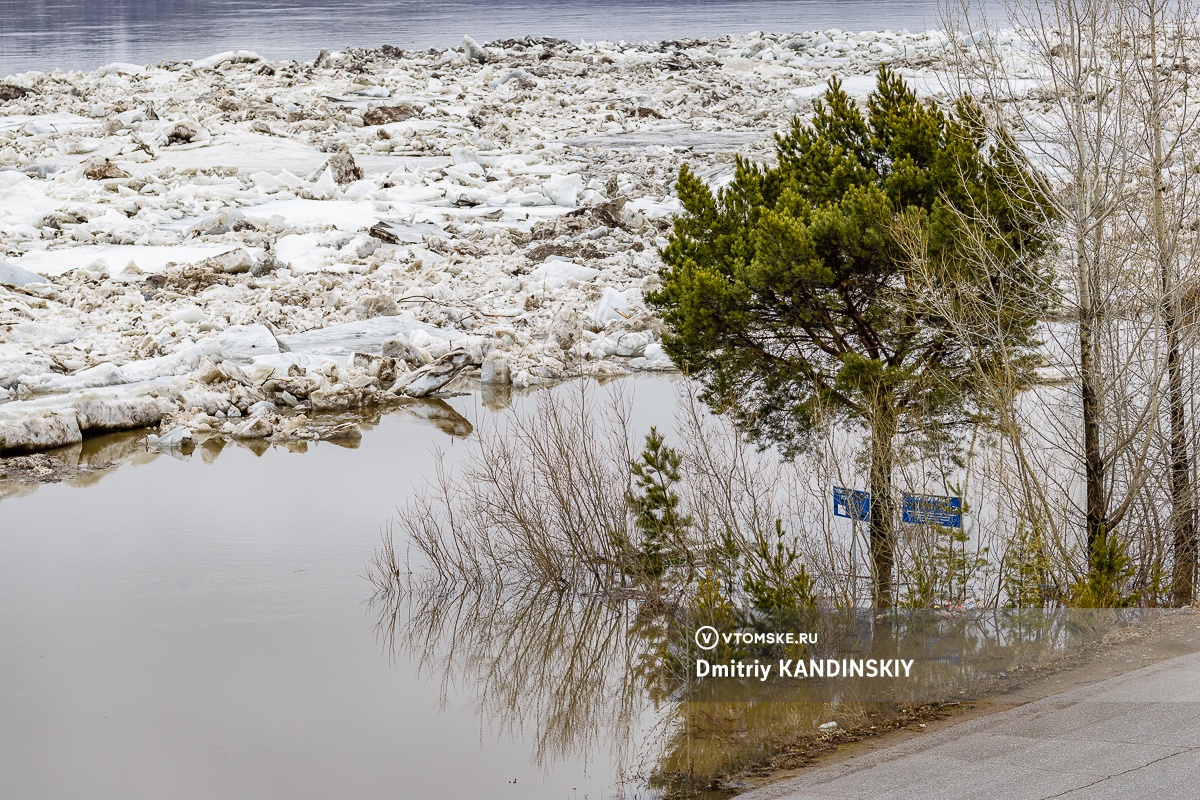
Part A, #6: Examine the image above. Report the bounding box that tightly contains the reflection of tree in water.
[371,578,669,787]
[370,561,1136,797]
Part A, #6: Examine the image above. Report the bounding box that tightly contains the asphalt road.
[740,650,1200,800]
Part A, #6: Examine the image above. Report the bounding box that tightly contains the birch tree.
[1122,0,1200,604]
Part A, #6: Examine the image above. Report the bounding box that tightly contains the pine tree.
[627,427,691,580]
[649,66,1054,607]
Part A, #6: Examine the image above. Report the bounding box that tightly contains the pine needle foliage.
[649,66,1055,606]
[627,427,692,580]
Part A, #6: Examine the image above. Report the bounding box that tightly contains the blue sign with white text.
[832,488,963,527]
[832,486,871,521]
[902,493,963,528]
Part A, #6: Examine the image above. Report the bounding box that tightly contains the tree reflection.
[372,578,662,782]
[368,564,1149,797]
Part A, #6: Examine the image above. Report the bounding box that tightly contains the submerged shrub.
[398,380,826,619]
[625,427,693,582]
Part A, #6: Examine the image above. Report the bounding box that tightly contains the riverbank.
[0,29,967,455]
[730,607,1200,796]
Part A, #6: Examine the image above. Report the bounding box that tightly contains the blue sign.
[902,493,963,528]
[833,488,963,527]
[833,487,870,521]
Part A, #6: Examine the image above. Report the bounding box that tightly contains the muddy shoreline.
[728,607,1200,796]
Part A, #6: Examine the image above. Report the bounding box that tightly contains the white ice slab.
[15,244,238,276]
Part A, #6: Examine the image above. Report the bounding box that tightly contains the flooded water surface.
[0,378,679,800]
[0,376,1161,799]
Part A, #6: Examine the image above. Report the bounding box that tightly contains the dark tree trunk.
[1167,322,1196,605]
[1079,255,1107,557]
[868,405,897,609]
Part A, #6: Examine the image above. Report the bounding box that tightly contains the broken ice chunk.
[527,258,601,289]
[593,287,630,322]
[542,174,583,207]
[152,426,193,449]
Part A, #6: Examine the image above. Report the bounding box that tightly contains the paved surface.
[741,651,1200,800]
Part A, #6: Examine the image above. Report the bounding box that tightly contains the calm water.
[0,378,682,800]
[0,0,966,75]
[0,374,1169,799]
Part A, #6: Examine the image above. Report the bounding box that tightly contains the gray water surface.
[1,375,1170,799]
[2,0,969,75]
[0,377,682,800]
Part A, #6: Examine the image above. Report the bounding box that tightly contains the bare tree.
[941,0,1178,600]
[1121,0,1200,603]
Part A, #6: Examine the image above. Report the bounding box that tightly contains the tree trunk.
[1167,326,1196,603]
[1078,250,1107,556]
[1143,6,1197,606]
[868,404,897,608]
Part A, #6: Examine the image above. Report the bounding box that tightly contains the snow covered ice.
[0,28,971,454]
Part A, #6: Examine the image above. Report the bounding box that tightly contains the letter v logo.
[695,626,719,650]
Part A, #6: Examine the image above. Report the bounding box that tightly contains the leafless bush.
[380,368,1055,612]
[400,380,638,591]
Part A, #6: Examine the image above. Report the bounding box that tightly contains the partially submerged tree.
[622,426,693,580]
[649,66,1054,607]
[944,0,1200,604]
[1123,0,1200,605]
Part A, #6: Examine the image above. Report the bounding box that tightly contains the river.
[0,0,992,75]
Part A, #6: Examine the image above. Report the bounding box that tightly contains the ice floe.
[1,28,986,453]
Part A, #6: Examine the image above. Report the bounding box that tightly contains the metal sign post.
[833,487,963,604]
